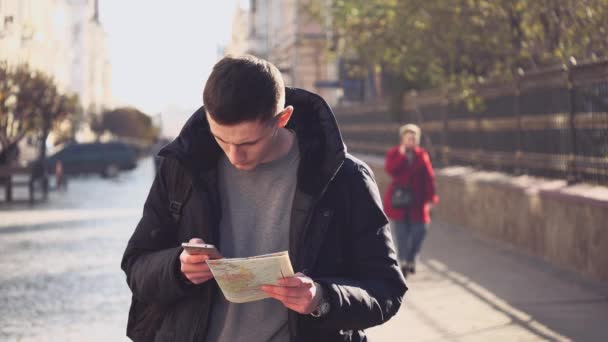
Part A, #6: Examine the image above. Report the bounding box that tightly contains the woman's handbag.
[391,186,413,208]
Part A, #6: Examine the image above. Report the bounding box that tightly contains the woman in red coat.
[383,124,438,276]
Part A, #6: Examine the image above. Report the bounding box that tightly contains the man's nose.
[228,144,244,162]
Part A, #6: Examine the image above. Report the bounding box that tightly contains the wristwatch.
[310,282,331,318]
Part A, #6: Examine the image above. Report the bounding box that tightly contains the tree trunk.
[36,117,51,199]
[383,71,410,122]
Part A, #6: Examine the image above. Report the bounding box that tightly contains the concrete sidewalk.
[368,221,608,341]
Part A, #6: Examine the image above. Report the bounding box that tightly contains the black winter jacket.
[121,88,407,342]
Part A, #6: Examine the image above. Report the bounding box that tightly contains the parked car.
[44,142,138,177]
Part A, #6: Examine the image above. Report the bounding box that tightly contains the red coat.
[383,146,439,223]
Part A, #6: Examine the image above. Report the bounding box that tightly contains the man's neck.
[262,128,295,164]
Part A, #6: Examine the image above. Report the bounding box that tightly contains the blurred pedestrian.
[55,160,67,191]
[383,124,438,276]
[121,55,406,342]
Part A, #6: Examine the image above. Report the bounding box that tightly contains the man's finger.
[189,273,213,280]
[181,253,209,264]
[185,271,213,278]
[264,291,309,305]
[188,276,209,283]
[185,254,210,263]
[262,288,293,303]
[189,275,213,284]
[261,285,312,300]
[189,238,205,244]
[181,262,211,273]
[184,262,211,271]
[276,276,313,288]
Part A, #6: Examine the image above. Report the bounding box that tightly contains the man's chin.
[233,163,256,171]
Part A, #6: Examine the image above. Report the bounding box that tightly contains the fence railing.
[335,60,608,185]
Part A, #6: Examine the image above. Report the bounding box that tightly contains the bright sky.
[100,0,245,136]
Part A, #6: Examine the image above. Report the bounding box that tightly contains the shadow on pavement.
[411,220,608,341]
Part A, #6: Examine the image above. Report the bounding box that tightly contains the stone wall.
[362,154,608,281]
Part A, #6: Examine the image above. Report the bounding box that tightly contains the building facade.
[227,0,342,106]
[0,0,112,112]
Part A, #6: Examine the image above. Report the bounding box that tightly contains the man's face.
[207,113,279,171]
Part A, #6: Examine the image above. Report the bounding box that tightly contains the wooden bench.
[0,164,49,204]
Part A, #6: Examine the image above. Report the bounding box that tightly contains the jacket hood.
[159,87,347,195]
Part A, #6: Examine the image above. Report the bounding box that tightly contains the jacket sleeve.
[422,151,439,204]
[384,146,408,178]
[120,160,196,305]
[314,163,407,331]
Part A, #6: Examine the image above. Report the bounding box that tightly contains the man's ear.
[276,106,294,128]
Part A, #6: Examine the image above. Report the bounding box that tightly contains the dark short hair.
[203,55,285,125]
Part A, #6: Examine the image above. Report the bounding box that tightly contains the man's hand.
[261,272,322,315]
[180,238,216,284]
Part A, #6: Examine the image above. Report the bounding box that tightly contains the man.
[121,55,406,342]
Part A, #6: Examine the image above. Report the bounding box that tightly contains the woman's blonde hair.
[399,123,421,145]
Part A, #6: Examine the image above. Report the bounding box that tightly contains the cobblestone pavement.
[0,159,152,341]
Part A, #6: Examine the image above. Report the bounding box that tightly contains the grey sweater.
[206,135,300,342]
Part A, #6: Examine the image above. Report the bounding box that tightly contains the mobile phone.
[181,242,221,259]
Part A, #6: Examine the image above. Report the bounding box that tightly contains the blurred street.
[0,159,150,341]
[1,159,607,341]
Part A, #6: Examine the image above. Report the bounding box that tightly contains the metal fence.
[335,60,608,185]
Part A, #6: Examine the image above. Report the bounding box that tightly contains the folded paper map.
[206,251,295,303]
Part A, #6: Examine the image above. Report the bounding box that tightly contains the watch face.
[311,300,330,318]
[319,301,330,315]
